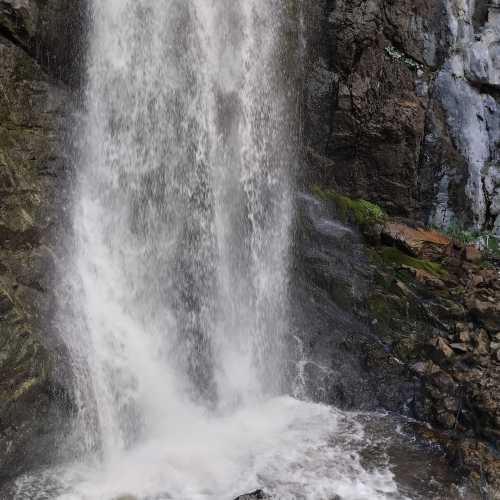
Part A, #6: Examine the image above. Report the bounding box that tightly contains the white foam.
[15,398,405,500]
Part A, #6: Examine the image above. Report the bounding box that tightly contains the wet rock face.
[291,193,421,412]
[0,0,86,85]
[304,0,500,233]
[0,0,75,483]
[295,190,500,491]
[303,0,448,216]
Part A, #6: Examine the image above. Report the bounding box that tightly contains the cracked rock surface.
[304,0,500,233]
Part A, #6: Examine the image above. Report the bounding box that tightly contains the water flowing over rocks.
[295,189,500,494]
[0,0,499,497]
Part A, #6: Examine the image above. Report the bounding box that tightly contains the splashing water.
[7,1,456,499]
[71,0,295,456]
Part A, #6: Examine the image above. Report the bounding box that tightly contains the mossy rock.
[379,246,449,280]
[312,186,386,228]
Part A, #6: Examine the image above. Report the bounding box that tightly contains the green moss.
[380,246,448,279]
[312,186,386,227]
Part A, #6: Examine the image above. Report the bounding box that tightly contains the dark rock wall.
[0,0,86,84]
[292,190,500,489]
[291,194,418,411]
[299,1,500,487]
[304,0,500,233]
[0,0,78,481]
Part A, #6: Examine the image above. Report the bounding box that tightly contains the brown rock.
[469,274,484,288]
[465,245,482,263]
[480,270,500,287]
[0,5,74,481]
[382,222,452,259]
[458,330,472,343]
[415,268,445,288]
[466,294,500,332]
[450,343,469,353]
[431,337,454,360]
[474,330,490,356]
[454,369,483,384]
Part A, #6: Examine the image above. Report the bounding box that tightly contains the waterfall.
[68,0,295,457]
[11,2,412,499]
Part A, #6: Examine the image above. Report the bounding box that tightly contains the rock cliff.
[0,0,81,481]
[304,0,500,234]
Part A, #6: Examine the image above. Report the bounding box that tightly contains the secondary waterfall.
[10,1,432,499]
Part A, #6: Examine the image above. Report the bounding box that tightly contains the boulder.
[431,337,454,361]
[382,222,453,260]
[465,245,482,263]
[450,343,468,354]
[473,330,490,356]
[466,294,500,332]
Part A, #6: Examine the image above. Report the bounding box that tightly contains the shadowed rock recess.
[0,0,499,497]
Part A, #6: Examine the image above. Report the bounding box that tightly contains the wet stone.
[432,337,454,360]
[474,330,490,356]
[465,245,482,263]
[458,329,472,343]
[450,343,469,353]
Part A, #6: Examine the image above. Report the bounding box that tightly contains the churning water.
[7,2,475,499]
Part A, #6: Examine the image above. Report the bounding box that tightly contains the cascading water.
[9,2,461,499]
[72,0,294,454]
